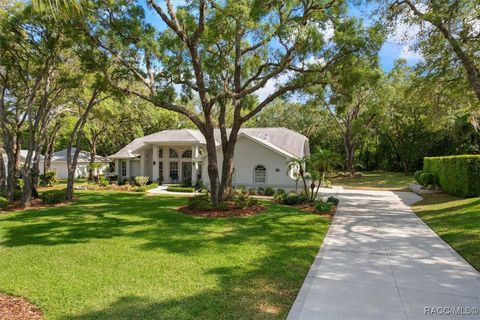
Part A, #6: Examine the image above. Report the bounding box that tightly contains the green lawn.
[0,191,329,320]
[332,171,414,191]
[412,194,480,270]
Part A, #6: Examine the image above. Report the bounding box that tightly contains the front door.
[182,162,192,183]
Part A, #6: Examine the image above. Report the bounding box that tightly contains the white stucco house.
[109,127,310,190]
[39,149,110,179]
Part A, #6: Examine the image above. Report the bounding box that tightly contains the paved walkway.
[288,189,480,320]
[147,185,196,196]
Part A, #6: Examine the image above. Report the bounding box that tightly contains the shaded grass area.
[332,171,414,191]
[412,193,480,270]
[0,191,329,320]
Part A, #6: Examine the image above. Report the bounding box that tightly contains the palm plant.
[288,157,309,197]
[309,148,340,200]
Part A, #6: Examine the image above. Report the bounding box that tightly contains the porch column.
[191,145,198,185]
[140,150,145,176]
[163,146,169,183]
[152,145,159,181]
[114,159,119,176]
[126,159,131,178]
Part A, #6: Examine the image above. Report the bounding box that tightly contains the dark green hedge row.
[166,186,196,193]
[424,155,480,197]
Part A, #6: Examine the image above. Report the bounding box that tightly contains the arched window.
[182,150,192,158]
[169,149,178,158]
[254,165,266,183]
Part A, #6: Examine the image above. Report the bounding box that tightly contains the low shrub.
[145,183,159,190]
[230,193,252,209]
[167,186,196,193]
[134,176,149,187]
[353,172,363,178]
[0,197,8,210]
[181,177,192,188]
[275,188,286,196]
[135,186,147,192]
[283,193,307,205]
[217,202,229,211]
[327,196,339,206]
[264,187,275,196]
[1,190,22,201]
[323,179,332,188]
[248,188,256,195]
[256,187,265,195]
[41,189,66,204]
[39,171,58,187]
[414,170,423,183]
[418,171,436,187]
[314,200,333,214]
[235,185,246,194]
[98,176,109,187]
[188,194,213,211]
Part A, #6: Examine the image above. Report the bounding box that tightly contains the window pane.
[169,149,178,158]
[254,165,266,183]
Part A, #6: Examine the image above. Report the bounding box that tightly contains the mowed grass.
[332,171,415,191]
[0,191,329,320]
[412,193,480,270]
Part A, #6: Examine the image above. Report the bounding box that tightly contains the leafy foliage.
[314,201,333,214]
[41,189,66,204]
[0,197,7,210]
[424,155,480,197]
[39,171,59,187]
[166,187,196,193]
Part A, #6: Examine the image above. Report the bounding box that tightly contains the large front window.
[170,162,178,180]
[159,162,163,179]
[254,165,266,183]
[121,161,127,177]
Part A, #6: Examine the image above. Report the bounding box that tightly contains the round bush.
[327,196,339,206]
[314,201,333,214]
[0,196,8,211]
[264,187,275,196]
[41,189,66,204]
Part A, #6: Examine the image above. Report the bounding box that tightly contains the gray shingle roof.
[48,148,109,163]
[109,128,308,159]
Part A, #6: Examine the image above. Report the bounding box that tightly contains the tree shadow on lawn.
[0,192,328,319]
[0,192,324,255]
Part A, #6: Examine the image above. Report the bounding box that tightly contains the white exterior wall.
[201,136,298,190]
[130,160,140,177]
[40,161,108,179]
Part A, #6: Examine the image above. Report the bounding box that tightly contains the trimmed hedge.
[166,186,195,193]
[424,155,480,197]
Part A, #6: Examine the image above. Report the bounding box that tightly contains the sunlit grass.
[0,191,329,320]
[332,171,414,191]
[412,193,480,270]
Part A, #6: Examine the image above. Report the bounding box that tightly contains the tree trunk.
[203,126,220,207]
[44,123,60,173]
[344,130,356,174]
[0,145,6,193]
[219,126,241,201]
[88,136,97,181]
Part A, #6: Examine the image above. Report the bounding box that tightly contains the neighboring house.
[109,128,310,190]
[39,148,110,179]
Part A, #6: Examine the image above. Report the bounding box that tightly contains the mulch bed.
[0,294,43,320]
[178,204,266,217]
[2,198,74,213]
[294,204,337,219]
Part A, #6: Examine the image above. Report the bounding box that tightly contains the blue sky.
[141,1,422,72]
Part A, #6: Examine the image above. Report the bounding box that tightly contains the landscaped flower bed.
[179,192,265,217]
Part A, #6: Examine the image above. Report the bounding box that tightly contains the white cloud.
[399,45,423,61]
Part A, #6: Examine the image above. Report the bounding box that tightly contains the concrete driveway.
[288,189,480,320]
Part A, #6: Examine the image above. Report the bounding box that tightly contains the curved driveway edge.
[288,189,480,320]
